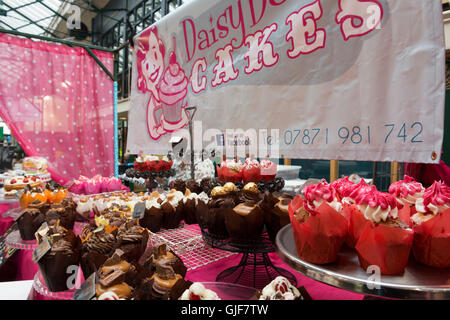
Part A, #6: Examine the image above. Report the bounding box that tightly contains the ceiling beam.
[2,2,60,38]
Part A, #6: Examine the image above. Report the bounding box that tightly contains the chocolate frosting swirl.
[83,229,116,254]
[117,222,145,243]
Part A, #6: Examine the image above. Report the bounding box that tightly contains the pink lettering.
[182,18,196,62]
[244,23,279,74]
[190,58,208,94]
[211,44,239,87]
[285,0,326,59]
[335,0,383,41]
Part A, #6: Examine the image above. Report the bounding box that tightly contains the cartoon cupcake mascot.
[136,26,189,140]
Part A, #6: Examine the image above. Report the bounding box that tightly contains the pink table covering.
[1,201,363,299]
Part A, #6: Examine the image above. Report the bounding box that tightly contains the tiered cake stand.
[276,225,450,300]
[201,226,297,291]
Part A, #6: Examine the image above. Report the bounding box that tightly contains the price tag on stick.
[132,202,145,219]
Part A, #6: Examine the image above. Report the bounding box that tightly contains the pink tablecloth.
[1,201,363,299]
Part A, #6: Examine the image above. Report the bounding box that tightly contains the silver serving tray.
[276,225,450,300]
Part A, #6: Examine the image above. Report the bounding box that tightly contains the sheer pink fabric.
[0,34,115,185]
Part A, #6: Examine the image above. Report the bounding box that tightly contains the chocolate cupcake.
[160,189,184,229]
[143,259,189,300]
[186,179,202,194]
[171,179,186,194]
[181,189,209,225]
[223,182,241,205]
[80,224,117,279]
[36,225,82,292]
[45,205,76,230]
[28,199,50,215]
[139,192,164,233]
[262,193,293,242]
[95,250,136,300]
[115,220,149,262]
[149,244,187,278]
[17,208,45,240]
[206,186,234,238]
[225,182,264,241]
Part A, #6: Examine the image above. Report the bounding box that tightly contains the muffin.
[139,191,164,233]
[411,181,450,268]
[216,159,243,183]
[206,186,234,238]
[35,225,82,292]
[242,158,261,183]
[75,197,94,220]
[223,182,241,205]
[160,189,184,229]
[181,189,209,225]
[185,179,202,194]
[115,220,149,262]
[262,193,293,242]
[354,189,413,275]
[148,244,187,278]
[80,223,117,279]
[288,181,348,264]
[144,259,189,300]
[389,175,425,227]
[225,182,264,241]
[17,208,45,240]
[45,204,76,230]
[260,159,277,181]
[95,250,136,300]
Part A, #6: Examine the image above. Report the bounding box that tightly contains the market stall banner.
[0,34,115,184]
[128,0,445,164]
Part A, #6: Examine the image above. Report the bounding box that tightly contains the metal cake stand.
[276,225,450,300]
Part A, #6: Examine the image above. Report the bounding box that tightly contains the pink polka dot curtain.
[0,34,115,185]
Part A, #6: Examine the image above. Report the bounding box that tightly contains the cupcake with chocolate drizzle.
[225,182,264,241]
[95,250,136,300]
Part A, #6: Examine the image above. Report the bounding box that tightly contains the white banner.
[127,0,445,164]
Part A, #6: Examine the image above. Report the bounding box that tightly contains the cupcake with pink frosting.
[260,159,277,181]
[216,159,243,183]
[353,188,413,275]
[159,51,188,124]
[242,158,261,183]
[411,181,450,268]
[389,175,425,226]
[287,180,348,264]
[302,180,343,215]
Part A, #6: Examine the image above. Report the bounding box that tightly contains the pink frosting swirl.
[244,158,260,170]
[330,177,356,198]
[303,180,343,214]
[354,186,401,210]
[388,175,424,199]
[159,61,188,105]
[423,181,450,208]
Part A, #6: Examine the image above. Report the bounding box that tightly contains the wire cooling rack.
[148,224,237,271]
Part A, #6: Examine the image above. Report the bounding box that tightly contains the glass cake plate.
[5,229,37,250]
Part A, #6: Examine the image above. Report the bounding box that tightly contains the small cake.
[160,189,184,229]
[207,186,234,238]
[354,190,413,275]
[242,158,261,183]
[181,189,207,225]
[171,179,186,194]
[115,220,149,262]
[35,225,82,292]
[95,251,135,300]
[45,204,76,230]
[17,208,45,240]
[80,224,117,279]
[411,181,450,268]
[217,159,243,183]
[140,191,164,233]
[75,197,94,220]
[289,183,348,264]
[389,175,425,226]
[258,276,302,300]
[303,180,343,215]
[225,182,264,241]
[260,159,277,181]
[146,259,188,300]
[144,244,187,278]
[262,193,293,242]
[185,179,202,194]
[180,282,221,300]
